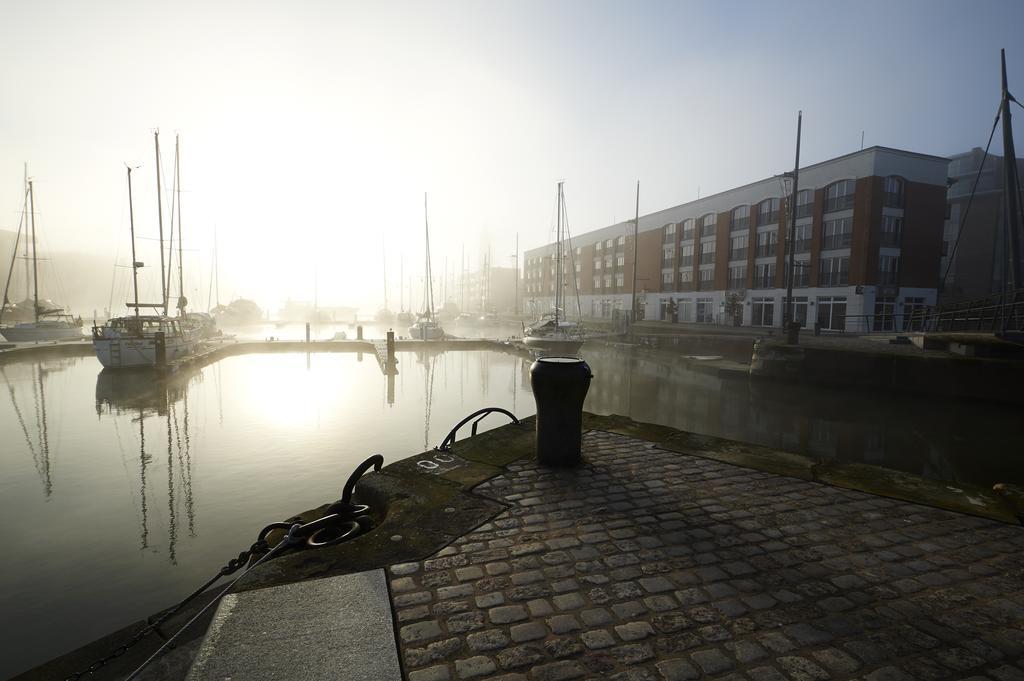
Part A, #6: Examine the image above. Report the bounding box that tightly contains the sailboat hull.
[408,323,445,340]
[93,336,201,369]
[1,321,82,342]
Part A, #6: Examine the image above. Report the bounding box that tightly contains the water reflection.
[95,368,202,563]
[1,361,61,498]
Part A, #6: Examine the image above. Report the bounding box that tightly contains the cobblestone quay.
[388,431,1024,681]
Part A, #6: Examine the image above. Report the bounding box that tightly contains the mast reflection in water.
[0,347,1022,679]
[95,367,201,562]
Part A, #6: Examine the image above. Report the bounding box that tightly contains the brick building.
[523,146,949,332]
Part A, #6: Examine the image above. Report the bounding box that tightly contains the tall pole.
[127,166,141,319]
[154,131,168,316]
[630,180,640,324]
[23,163,30,301]
[424,193,434,318]
[29,180,38,323]
[555,182,563,325]
[515,233,519,316]
[175,134,185,315]
[1000,49,1022,295]
[785,111,803,328]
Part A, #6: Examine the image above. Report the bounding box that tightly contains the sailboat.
[408,193,445,340]
[0,170,83,342]
[523,181,585,354]
[92,132,204,369]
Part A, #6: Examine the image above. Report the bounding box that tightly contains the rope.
[940,103,1002,291]
[123,525,303,681]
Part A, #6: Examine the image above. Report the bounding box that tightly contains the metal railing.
[838,290,1024,334]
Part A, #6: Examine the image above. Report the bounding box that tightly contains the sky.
[1,0,1022,314]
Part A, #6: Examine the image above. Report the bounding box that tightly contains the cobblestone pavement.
[387,431,1024,681]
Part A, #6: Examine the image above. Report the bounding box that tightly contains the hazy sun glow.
[1,0,1022,316]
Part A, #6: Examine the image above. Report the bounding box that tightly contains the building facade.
[940,148,1024,302]
[523,147,949,332]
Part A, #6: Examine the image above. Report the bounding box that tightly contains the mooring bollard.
[305,322,311,343]
[386,330,395,362]
[530,356,593,466]
[357,325,363,341]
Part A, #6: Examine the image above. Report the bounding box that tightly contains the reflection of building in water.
[97,367,200,562]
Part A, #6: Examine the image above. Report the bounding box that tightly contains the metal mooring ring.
[306,520,361,548]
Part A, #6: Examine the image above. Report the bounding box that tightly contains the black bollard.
[530,356,593,467]
[386,330,395,362]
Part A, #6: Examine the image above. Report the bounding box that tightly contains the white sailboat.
[0,169,83,342]
[408,193,445,340]
[92,132,203,369]
[523,181,585,354]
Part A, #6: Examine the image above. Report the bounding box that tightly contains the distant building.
[940,148,1024,302]
[461,265,518,314]
[523,146,949,332]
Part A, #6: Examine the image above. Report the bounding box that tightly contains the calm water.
[2,337,1021,677]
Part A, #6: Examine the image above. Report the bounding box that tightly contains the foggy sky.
[1,0,1021,314]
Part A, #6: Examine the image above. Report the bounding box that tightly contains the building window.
[880,215,903,247]
[664,223,676,242]
[679,243,694,266]
[678,299,694,322]
[822,217,853,250]
[593,276,601,289]
[825,180,856,212]
[753,263,775,289]
[696,298,714,323]
[884,176,904,208]
[878,254,900,285]
[616,253,625,267]
[616,235,625,247]
[756,230,778,258]
[795,189,814,218]
[903,296,927,331]
[817,296,848,331]
[782,296,809,327]
[728,265,747,290]
[786,223,812,254]
[752,297,775,327]
[873,296,896,331]
[757,198,780,225]
[605,239,613,249]
[594,258,602,270]
[731,205,750,231]
[697,268,714,290]
[681,219,695,241]
[699,241,716,265]
[784,259,810,288]
[818,256,849,287]
[603,274,612,288]
[596,241,603,251]
[700,213,717,238]
[604,255,613,269]
[660,271,673,285]
[729,234,748,261]
[615,273,624,287]
[662,245,675,265]
[679,268,693,283]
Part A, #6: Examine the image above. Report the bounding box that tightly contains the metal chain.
[63,537,268,680]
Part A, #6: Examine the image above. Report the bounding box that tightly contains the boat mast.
[127,166,141,319]
[23,164,30,304]
[0,183,28,325]
[400,255,404,312]
[555,181,563,325]
[154,131,168,316]
[175,134,185,316]
[383,239,389,312]
[630,181,640,325]
[424,192,435,319]
[29,180,38,323]
[1000,49,1022,295]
